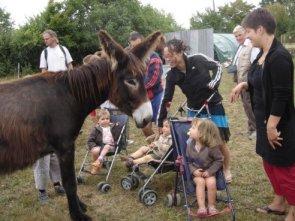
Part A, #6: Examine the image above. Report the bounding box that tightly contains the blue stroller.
[166,118,235,221]
[76,108,129,193]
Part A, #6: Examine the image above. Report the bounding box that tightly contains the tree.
[190,0,254,33]
[266,3,289,37]
[0,8,14,76]
[10,0,179,73]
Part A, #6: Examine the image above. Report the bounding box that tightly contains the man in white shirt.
[39,29,73,72]
[232,25,259,140]
[34,29,73,204]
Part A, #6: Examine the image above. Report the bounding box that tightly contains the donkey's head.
[98,30,163,128]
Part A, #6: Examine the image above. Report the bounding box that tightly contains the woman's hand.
[193,169,204,177]
[229,82,247,103]
[267,127,283,149]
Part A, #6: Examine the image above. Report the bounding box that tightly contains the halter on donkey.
[0,30,164,221]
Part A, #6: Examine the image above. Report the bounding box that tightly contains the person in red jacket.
[128,31,164,141]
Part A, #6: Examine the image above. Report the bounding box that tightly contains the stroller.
[120,140,176,206]
[76,108,129,193]
[167,119,235,220]
[164,93,235,220]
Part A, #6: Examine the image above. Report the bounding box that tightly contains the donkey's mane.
[45,58,113,104]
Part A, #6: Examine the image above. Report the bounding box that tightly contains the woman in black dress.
[230,8,295,220]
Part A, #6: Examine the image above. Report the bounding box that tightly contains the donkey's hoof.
[70,212,92,221]
[79,201,87,212]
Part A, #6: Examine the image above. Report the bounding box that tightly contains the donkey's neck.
[65,59,113,114]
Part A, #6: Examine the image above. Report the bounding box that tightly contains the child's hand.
[202,171,210,178]
[194,169,204,177]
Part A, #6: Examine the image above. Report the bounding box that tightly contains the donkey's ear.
[131,31,164,61]
[98,30,128,70]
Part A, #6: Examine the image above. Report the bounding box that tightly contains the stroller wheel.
[175,193,182,206]
[101,183,111,193]
[97,181,106,191]
[164,194,173,207]
[76,176,84,185]
[141,190,157,206]
[128,175,139,189]
[138,187,151,202]
[121,177,133,190]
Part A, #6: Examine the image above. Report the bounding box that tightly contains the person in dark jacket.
[230,8,295,220]
[158,39,232,182]
[87,109,123,174]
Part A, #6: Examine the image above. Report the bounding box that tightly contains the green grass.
[0,72,288,221]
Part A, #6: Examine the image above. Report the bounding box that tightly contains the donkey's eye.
[125,79,137,86]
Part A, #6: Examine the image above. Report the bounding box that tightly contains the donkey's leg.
[58,145,91,221]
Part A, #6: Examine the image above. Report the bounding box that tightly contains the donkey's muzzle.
[132,101,153,128]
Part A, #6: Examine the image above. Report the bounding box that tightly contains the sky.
[0,0,261,29]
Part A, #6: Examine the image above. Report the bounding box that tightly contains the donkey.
[0,30,163,220]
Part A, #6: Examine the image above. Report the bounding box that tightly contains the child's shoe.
[196,207,208,218]
[208,206,219,216]
[91,160,102,175]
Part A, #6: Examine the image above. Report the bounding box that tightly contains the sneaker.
[54,185,65,195]
[38,192,49,205]
[91,160,102,175]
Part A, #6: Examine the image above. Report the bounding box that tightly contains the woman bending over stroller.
[122,119,172,168]
[87,109,122,174]
[187,118,224,217]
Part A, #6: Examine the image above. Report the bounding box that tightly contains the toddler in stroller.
[121,119,172,168]
[186,118,223,217]
[87,109,123,175]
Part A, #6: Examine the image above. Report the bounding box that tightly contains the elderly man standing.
[232,25,259,140]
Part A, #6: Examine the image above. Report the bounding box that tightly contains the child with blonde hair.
[186,118,224,217]
[87,109,122,174]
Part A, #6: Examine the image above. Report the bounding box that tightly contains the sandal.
[208,206,219,216]
[256,206,286,215]
[196,208,208,218]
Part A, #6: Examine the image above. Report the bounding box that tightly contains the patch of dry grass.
[0,72,287,221]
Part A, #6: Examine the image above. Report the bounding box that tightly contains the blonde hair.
[96,109,110,121]
[233,25,245,34]
[191,118,222,148]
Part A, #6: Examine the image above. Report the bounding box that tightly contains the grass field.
[0,71,289,221]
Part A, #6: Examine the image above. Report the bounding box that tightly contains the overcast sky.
[0,0,261,28]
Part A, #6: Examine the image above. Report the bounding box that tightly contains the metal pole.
[17,63,20,78]
[213,0,216,11]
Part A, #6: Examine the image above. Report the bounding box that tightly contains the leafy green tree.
[10,0,179,74]
[190,0,254,33]
[266,3,289,37]
[0,7,14,76]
